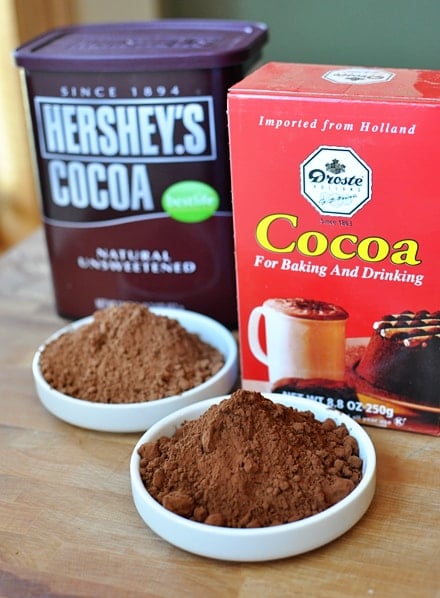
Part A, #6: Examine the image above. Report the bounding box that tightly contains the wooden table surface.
[1,228,439,598]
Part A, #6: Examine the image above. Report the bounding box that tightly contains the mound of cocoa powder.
[138,389,363,528]
[39,302,224,403]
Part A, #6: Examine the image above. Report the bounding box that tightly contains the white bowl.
[32,307,238,433]
[130,393,376,561]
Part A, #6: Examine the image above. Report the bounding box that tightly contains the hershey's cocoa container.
[14,20,268,327]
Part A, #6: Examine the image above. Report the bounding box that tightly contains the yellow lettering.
[390,239,422,265]
[330,234,358,259]
[296,231,328,256]
[357,237,390,262]
[256,213,298,252]
[255,213,421,266]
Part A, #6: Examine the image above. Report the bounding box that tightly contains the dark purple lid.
[14,19,268,72]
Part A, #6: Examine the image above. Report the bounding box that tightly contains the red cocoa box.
[227,62,440,436]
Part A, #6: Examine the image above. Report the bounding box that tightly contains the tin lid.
[14,19,268,72]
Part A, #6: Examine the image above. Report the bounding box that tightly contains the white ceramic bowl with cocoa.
[130,393,376,562]
[32,307,238,433]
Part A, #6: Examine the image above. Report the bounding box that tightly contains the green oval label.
[161,180,219,223]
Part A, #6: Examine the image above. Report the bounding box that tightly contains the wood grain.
[0,229,439,598]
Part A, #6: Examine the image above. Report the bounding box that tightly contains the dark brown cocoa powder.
[138,389,363,528]
[40,302,224,403]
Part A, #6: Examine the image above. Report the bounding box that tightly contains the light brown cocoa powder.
[138,389,363,528]
[40,302,224,403]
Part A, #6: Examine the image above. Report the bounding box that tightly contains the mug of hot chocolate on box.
[248,297,348,386]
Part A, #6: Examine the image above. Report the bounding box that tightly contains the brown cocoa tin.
[15,20,268,327]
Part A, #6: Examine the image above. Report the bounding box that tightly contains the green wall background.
[162,0,439,69]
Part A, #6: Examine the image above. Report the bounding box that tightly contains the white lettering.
[359,121,416,134]
[48,160,154,211]
[40,101,210,158]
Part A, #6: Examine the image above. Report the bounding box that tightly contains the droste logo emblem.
[301,146,372,217]
[322,68,395,85]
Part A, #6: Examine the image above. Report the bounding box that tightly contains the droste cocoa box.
[227,62,440,436]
